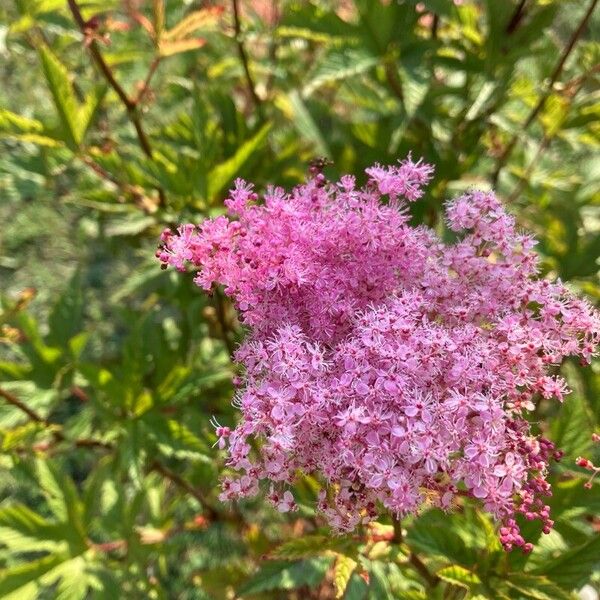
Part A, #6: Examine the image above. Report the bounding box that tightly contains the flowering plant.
[158,156,599,552]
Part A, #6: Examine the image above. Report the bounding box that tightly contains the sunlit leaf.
[333,554,357,598]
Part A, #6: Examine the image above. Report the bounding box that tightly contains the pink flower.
[158,155,600,551]
[277,491,297,513]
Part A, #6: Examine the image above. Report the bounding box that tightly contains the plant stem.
[66,0,166,205]
[385,57,404,104]
[431,14,439,39]
[214,288,235,357]
[491,0,598,183]
[392,516,403,544]
[391,515,440,588]
[134,56,161,106]
[505,63,594,203]
[0,386,46,423]
[410,552,440,588]
[506,0,528,35]
[150,460,219,520]
[67,0,134,111]
[232,0,263,113]
[0,386,112,450]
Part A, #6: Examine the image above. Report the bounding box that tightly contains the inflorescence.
[157,155,599,552]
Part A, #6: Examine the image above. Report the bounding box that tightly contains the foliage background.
[0,0,599,598]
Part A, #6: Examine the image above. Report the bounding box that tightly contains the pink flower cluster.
[157,156,600,551]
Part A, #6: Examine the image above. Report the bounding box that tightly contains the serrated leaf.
[50,555,89,600]
[35,459,87,547]
[162,6,223,41]
[343,573,369,600]
[37,45,80,149]
[0,132,63,147]
[436,565,481,589]
[368,562,394,600]
[47,270,84,350]
[0,109,43,134]
[1,581,38,600]
[286,91,331,158]
[37,46,103,148]
[237,557,333,595]
[303,48,377,97]
[0,504,63,553]
[406,510,477,566]
[1,422,41,451]
[0,553,66,597]
[551,363,594,457]
[504,574,574,600]
[75,85,106,142]
[402,67,429,119]
[208,122,271,202]
[158,38,206,57]
[531,535,600,590]
[334,554,357,598]
[269,535,352,560]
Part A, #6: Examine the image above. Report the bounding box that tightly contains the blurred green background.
[0,0,599,598]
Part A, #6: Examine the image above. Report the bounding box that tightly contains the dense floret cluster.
[157,156,599,551]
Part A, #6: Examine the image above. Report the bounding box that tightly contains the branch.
[409,553,440,588]
[505,64,594,203]
[391,515,439,588]
[232,0,263,113]
[134,57,161,106]
[431,14,439,40]
[1,388,241,526]
[384,59,404,104]
[0,386,112,450]
[79,155,159,213]
[0,386,45,424]
[214,288,235,357]
[66,0,167,210]
[492,0,598,183]
[392,516,403,544]
[150,460,218,520]
[506,0,528,35]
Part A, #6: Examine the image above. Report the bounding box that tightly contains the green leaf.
[436,565,481,589]
[0,553,66,597]
[504,574,574,600]
[303,48,378,97]
[1,581,38,600]
[144,416,210,461]
[0,504,64,553]
[551,362,594,457]
[286,91,332,158]
[76,85,107,143]
[531,535,600,590]
[35,459,86,548]
[37,45,80,150]
[269,535,352,560]
[49,555,90,600]
[343,573,369,600]
[207,123,271,202]
[401,67,430,119]
[47,270,84,350]
[237,558,332,595]
[406,510,476,566]
[37,46,103,149]
[368,562,394,600]
[36,459,69,521]
[0,109,62,147]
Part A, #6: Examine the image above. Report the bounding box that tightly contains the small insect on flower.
[158,154,600,552]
